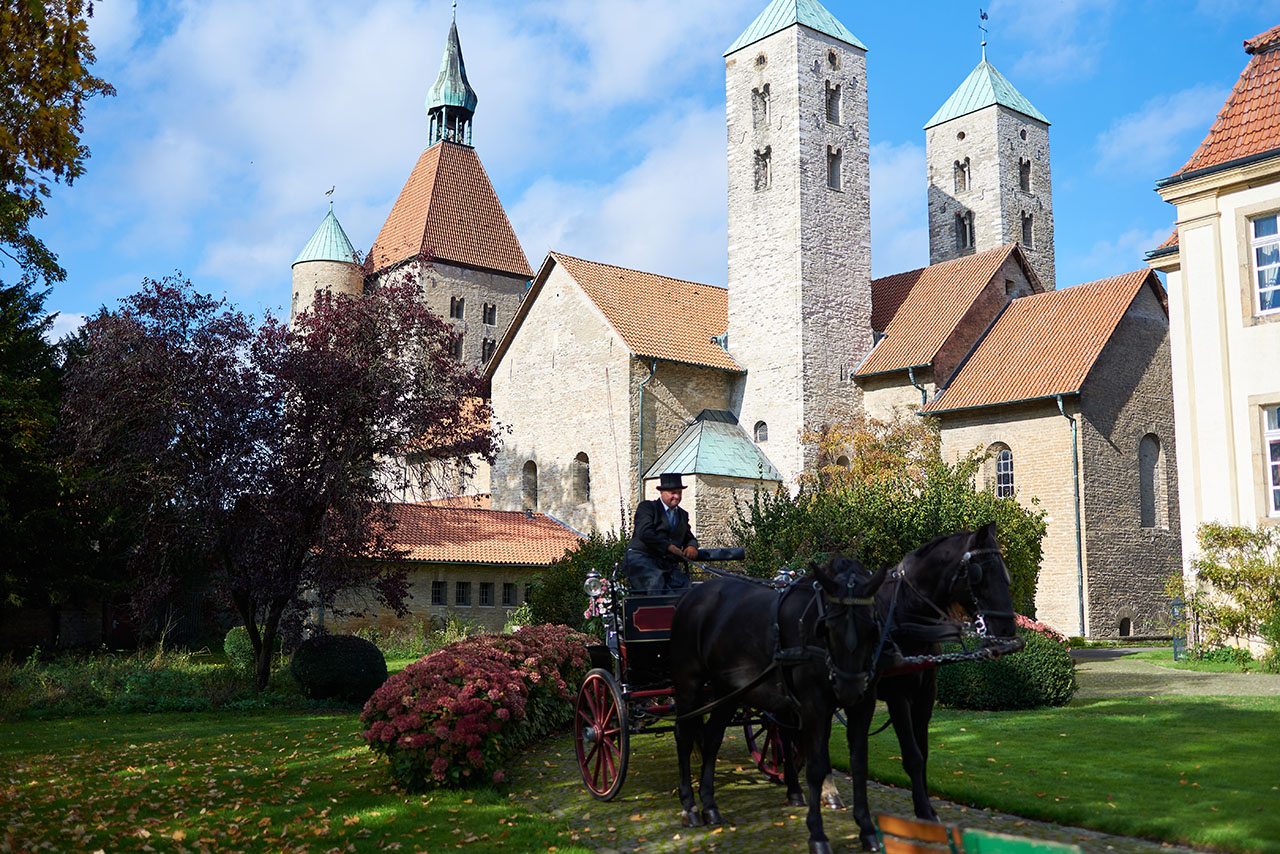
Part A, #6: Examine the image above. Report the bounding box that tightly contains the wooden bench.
[875,813,963,854]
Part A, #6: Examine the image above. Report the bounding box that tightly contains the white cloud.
[87,0,139,58]
[509,105,727,285]
[870,141,928,277]
[986,0,1115,81]
[1076,225,1174,280]
[1095,85,1229,174]
[45,312,87,343]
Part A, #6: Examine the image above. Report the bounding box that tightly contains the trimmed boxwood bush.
[936,626,1076,710]
[291,634,388,702]
[360,624,590,791]
[223,625,283,675]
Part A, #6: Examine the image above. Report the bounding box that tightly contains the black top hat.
[657,472,686,491]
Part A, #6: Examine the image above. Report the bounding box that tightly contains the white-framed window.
[1252,213,1280,315]
[995,447,1014,498]
[1266,405,1280,516]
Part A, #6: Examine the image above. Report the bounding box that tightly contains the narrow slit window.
[827,146,842,190]
[1022,212,1034,248]
[1019,158,1032,193]
[450,296,464,319]
[754,146,771,191]
[954,157,969,193]
[752,84,771,129]
[825,81,841,124]
[483,302,496,325]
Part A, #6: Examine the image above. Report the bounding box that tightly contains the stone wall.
[726,25,871,488]
[1078,282,1180,638]
[938,399,1083,634]
[329,564,539,634]
[927,105,1055,289]
[291,259,363,328]
[375,257,530,371]
[489,264,634,534]
[860,368,933,421]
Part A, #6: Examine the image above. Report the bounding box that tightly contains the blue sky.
[34,0,1280,339]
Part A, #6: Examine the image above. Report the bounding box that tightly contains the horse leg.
[801,711,836,854]
[886,692,937,822]
[674,694,704,827]
[697,706,733,825]
[822,774,845,810]
[780,725,805,807]
[846,696,879,851]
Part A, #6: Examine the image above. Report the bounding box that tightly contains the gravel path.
[506,651,1274,854]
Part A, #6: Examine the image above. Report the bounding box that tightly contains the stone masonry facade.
[330,564,537,634]
[290,259,363,328]
[1078,283,1180,638]
[727,25,872,488]
[927,105,1055,289]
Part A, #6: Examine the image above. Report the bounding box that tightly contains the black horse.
[671,556,888,854]
[844,523,1023,851]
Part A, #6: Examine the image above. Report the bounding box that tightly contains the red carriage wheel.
[574,669,630,800]
[743,714,801,785]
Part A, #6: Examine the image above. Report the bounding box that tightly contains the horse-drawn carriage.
[573,547,793,800]
[571,525,1030,853]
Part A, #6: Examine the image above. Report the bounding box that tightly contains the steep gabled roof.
[642,410,782,482]
[1166,25,1280,180]
[922,270,1162,414]
[725,0,866,56]
[925,60,1049,129]
[554,253,743,372]
[857,244,1035,377]
[369,141,532,277]
[382,504,582,566]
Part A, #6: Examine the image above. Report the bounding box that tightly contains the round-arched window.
[754,421,768,443]
[573,452,590,503]
[522,460,538,511]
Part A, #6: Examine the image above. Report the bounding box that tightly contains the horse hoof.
[809,841,835,854]
[860,833,882,852]
[702,807,724,825]
[681,809,703,828]
[786,792,806,807]
[823,793,846,810]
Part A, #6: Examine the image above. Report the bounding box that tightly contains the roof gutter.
[925,389,1077,416]
[1056,394,1087,638]
[907,366,928,407]
[1154,146,1280,189]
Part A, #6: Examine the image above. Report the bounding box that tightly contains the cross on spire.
[979,8,989,62]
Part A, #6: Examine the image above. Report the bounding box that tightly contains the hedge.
[290,634,387,703]
[935,617,1076,710]
[360,624,590,790]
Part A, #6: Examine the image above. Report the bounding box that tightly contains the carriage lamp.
[584,569,607,598]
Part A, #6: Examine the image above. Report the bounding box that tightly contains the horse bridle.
[809,575,880,686]
[954,547,1015,638]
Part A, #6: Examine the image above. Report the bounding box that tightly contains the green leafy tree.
[527,530,627,633]
[731,417,1045,615]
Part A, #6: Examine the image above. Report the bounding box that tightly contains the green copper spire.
[427,6,478,145]
[725,0,866,56]
[924,59,1048,129]
[293,206,359,266]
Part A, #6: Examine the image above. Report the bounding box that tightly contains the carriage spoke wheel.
[743,715,801,785]
[574,669,629,801]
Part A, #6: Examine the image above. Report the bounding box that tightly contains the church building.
[290,0,1179,638]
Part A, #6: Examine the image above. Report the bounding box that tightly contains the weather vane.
[979,9,989,61]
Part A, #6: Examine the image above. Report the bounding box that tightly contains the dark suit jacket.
[628,498,698,560]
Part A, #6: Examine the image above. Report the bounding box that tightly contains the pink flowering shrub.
[1016,612,1069,647]
[360,624,590,791]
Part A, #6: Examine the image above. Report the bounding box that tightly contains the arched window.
[1139,433,1166,528]
[1022,212,1034,247]
[522,460,538,511]
[827,146,842,190]
[752,83,771,129]
[754,146,771,191]
[825,81,841,124]
[573,452,590,503]
[954,157,970,193]
[987,443,1013,498]
[1019,157,1032,192]
[955,211,974,249]
[1118,617,1132,637]
[754,421,768,443]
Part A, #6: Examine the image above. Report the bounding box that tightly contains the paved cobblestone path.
[507,652,1253,854]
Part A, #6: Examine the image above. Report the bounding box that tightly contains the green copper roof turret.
[293,208,359,266]
[427,18,478,114]
[725,0,866,56]
[924,60,1048,129]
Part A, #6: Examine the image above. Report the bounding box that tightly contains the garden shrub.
[291,634,388,702]
[360,624,590,791]
[1186,523,1280,663]
[1199,646,1253,670]
[936,623,1076,710]
[527,530,626,633]
[223,625,280,675]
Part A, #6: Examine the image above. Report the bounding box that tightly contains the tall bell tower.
[726,0,873,487]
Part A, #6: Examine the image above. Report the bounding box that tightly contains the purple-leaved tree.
[62,275,496,688]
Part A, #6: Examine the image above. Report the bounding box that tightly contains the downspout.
[907,366,927,407]
[637,358,658,505]
[1056,394,1086,637]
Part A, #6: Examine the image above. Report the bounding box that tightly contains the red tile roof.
[552,252,743,372]
[858,245,1031,377]
[382,504,582,565]
[1174,26,1280,177]
[420,494,491,509]
[922,270,1160,414]
[1156,229,1179,250]
[370,141,533,277]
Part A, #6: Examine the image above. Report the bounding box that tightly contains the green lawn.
[1129,648,1271,673]
[834,695,1280,853]
[0,711,589,854]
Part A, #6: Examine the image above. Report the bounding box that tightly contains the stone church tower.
[925,50,1056,289]
[290,205,363,330]
[725,0,873,487]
